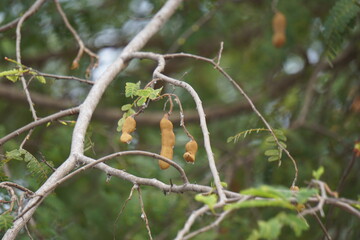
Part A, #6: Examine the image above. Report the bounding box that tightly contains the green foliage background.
[0,0,359,239]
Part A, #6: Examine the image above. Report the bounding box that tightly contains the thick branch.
[3,1,184,239]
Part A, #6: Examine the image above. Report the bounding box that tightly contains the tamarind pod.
[158,114,175,170]
[159,147,173,169]
[183,140,198,163]
[120,132,133,143]
[120,116,136,143]
[272,11,286,48]
[272,32,286,48]
[272,12,286,33]
[162,131,175,146]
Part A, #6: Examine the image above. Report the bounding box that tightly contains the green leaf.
[277,212,309,236]
[0,214,14,231]
[264,149,280,156]
[227,136,234,143]
[127,108,136,115]
[117,116,126,132]
[312,166,324,180]
[221,181,228,188]
[149,87,162,100]
[195,194,218,211]
[5,149,26,161]
[278,141,287,149]
[268,155,280,162]
[23,150,53,182]
[0,69,19,77]
[137,96,147,106]
[5,149,52,183]
[121,104,133,111]
[224,199,295,211]
[136,88,152,98]
[6,75,19,82]
[246,213,309,240]
[240,185,292,200]
[257,218,282,240]
[125,82,140,98]
[295,189,318,204]
[35,75,46,84]
[59,121,67,126]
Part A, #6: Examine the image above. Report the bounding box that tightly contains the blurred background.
[0,0,359,239]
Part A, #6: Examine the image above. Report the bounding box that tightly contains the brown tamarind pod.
[183,140,198,163]
[120,116,136,143]
[272,11,286,48]
[272,33,286,48]
[272,12,286,32]
[158,114,175,170]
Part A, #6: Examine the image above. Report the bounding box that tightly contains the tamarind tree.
[0,0,360,239]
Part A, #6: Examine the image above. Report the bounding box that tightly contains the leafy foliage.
[246,212,309,240]
[195,193,218,212]
[117,82,162,131]
[312,166,325,180]
[228,129,287,163]
[0,214,14,232]
[5,149,53,183]
[224,185,318,211]
[227,128,269,143]
[323,0,360,60]
[0,58,46,83]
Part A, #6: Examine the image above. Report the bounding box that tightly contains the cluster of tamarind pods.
[120,114,198,170]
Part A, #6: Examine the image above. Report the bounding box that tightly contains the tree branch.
[3,1,184,238]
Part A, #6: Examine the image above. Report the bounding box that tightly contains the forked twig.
[113,185,137,240]
[54,0,99,77]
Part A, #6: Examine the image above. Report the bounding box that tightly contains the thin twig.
[307,205,332,240]
[137,186,153,240]
[337,152,357,194]
[300,180,327,217]
[113,185,137,240]
[54,0,99,77]
[0,0,47,32]
[19,129,34,149]
[215,41,224,66]
[36,71,94,85]
[184,210,231,240]
[16,13,38,121]
[293,59,327,127]
[0,107,80,146]
[167,8,216,53]
[175,205,210,240]
[163,52,299,187]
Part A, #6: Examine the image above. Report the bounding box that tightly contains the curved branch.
[0,0,47,32]
[63,151,189,186]
[0,107,80,146]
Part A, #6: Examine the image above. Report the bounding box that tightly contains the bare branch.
[53,0,99,76]
[184,210,231,240]
[0,107,80,146]
[113,185,137,239]
[59,151,189,186]
[137,186,153,240]
[0,0,47,32]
